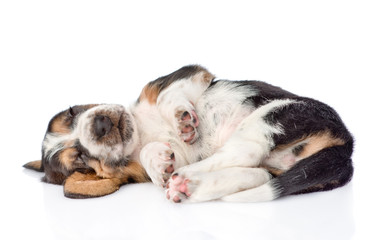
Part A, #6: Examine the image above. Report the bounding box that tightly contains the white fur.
[75,104,140,164]
[139,142,174,187]
[156,75,211,140]
[67,75,297,203]
[131,101,191,168]
[131,75,297,203]
[43,133,76,162]
[77,105,123,160]
[165,99,295,202]
[167,99,294,173]
[222,181,278,202]
[169,167,272,203]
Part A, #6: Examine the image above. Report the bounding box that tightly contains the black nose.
[94,115,113,138]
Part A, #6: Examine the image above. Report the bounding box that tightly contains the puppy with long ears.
[24,104,150,198]
[24,65,353,202]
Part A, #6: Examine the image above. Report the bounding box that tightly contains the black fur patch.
[254,94,354,197]
[244,81,298,107]
[273,143,353,197]
[233,80,354,197]
[263,99,353,147]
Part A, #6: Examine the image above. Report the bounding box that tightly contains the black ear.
[23,160,44,172]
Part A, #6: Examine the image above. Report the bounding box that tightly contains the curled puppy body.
[24,65,353,201]
[138,66,353,203]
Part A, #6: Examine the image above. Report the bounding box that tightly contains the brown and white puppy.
[25,65,354,202]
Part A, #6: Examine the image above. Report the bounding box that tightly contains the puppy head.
[38,104,140,184]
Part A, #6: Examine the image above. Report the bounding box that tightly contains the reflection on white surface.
[12,167,356,240]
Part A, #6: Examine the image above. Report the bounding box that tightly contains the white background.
[0,1,372,239]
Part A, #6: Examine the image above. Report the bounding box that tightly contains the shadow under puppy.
[24,65,354,202]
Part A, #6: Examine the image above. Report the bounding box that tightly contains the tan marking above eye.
[49,104,100,134]
[50,115,72,134]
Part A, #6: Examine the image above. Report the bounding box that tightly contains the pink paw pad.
[181,110,199,127]
[160,146,175,185]
[178,110,199,143]
[166,174,191,203]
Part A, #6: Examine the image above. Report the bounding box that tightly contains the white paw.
[158,98,200,144]
[166,174,193,203]
[165,167,201,203]
[140,142,175,187]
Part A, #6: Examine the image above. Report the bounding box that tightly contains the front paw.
[140,142,175,187]
[175,108,199,144]
[166,171,198,203]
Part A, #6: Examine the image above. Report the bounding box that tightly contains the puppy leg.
[140,142,176,187]
[172,99,295,173]
[166,167,271,203]
[165,100,295,202]
[156,69,214,143]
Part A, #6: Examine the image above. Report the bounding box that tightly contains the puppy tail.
[23,160,44,172]
[223,142,354,202]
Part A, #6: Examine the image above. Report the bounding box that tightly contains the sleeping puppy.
[24,104,149,198]
[24,65,354,202]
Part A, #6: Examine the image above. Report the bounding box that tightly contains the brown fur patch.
[50,114,71,134]
[298,131,345,159]
[139,83,161,104]
[121,161,150,183]
[264,131,346,172]
[23,160,43,172]
[85,159,118,179]
[59,148,79,170]
[48,104,99,134]
[262,166,285,176]
[63,172,122,198]
[63,161,149,198]
[86,159,149,182]
[274,131,345,160]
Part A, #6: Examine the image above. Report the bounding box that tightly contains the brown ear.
[23,160,43,172]
[63,171,124,199]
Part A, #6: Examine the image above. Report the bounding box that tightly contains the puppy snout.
[94,115,113,138]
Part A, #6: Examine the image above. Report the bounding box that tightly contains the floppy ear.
[23,160,43,172]
[63,171,124,199]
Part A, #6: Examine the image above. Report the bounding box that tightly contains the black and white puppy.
[24,65,353,202]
